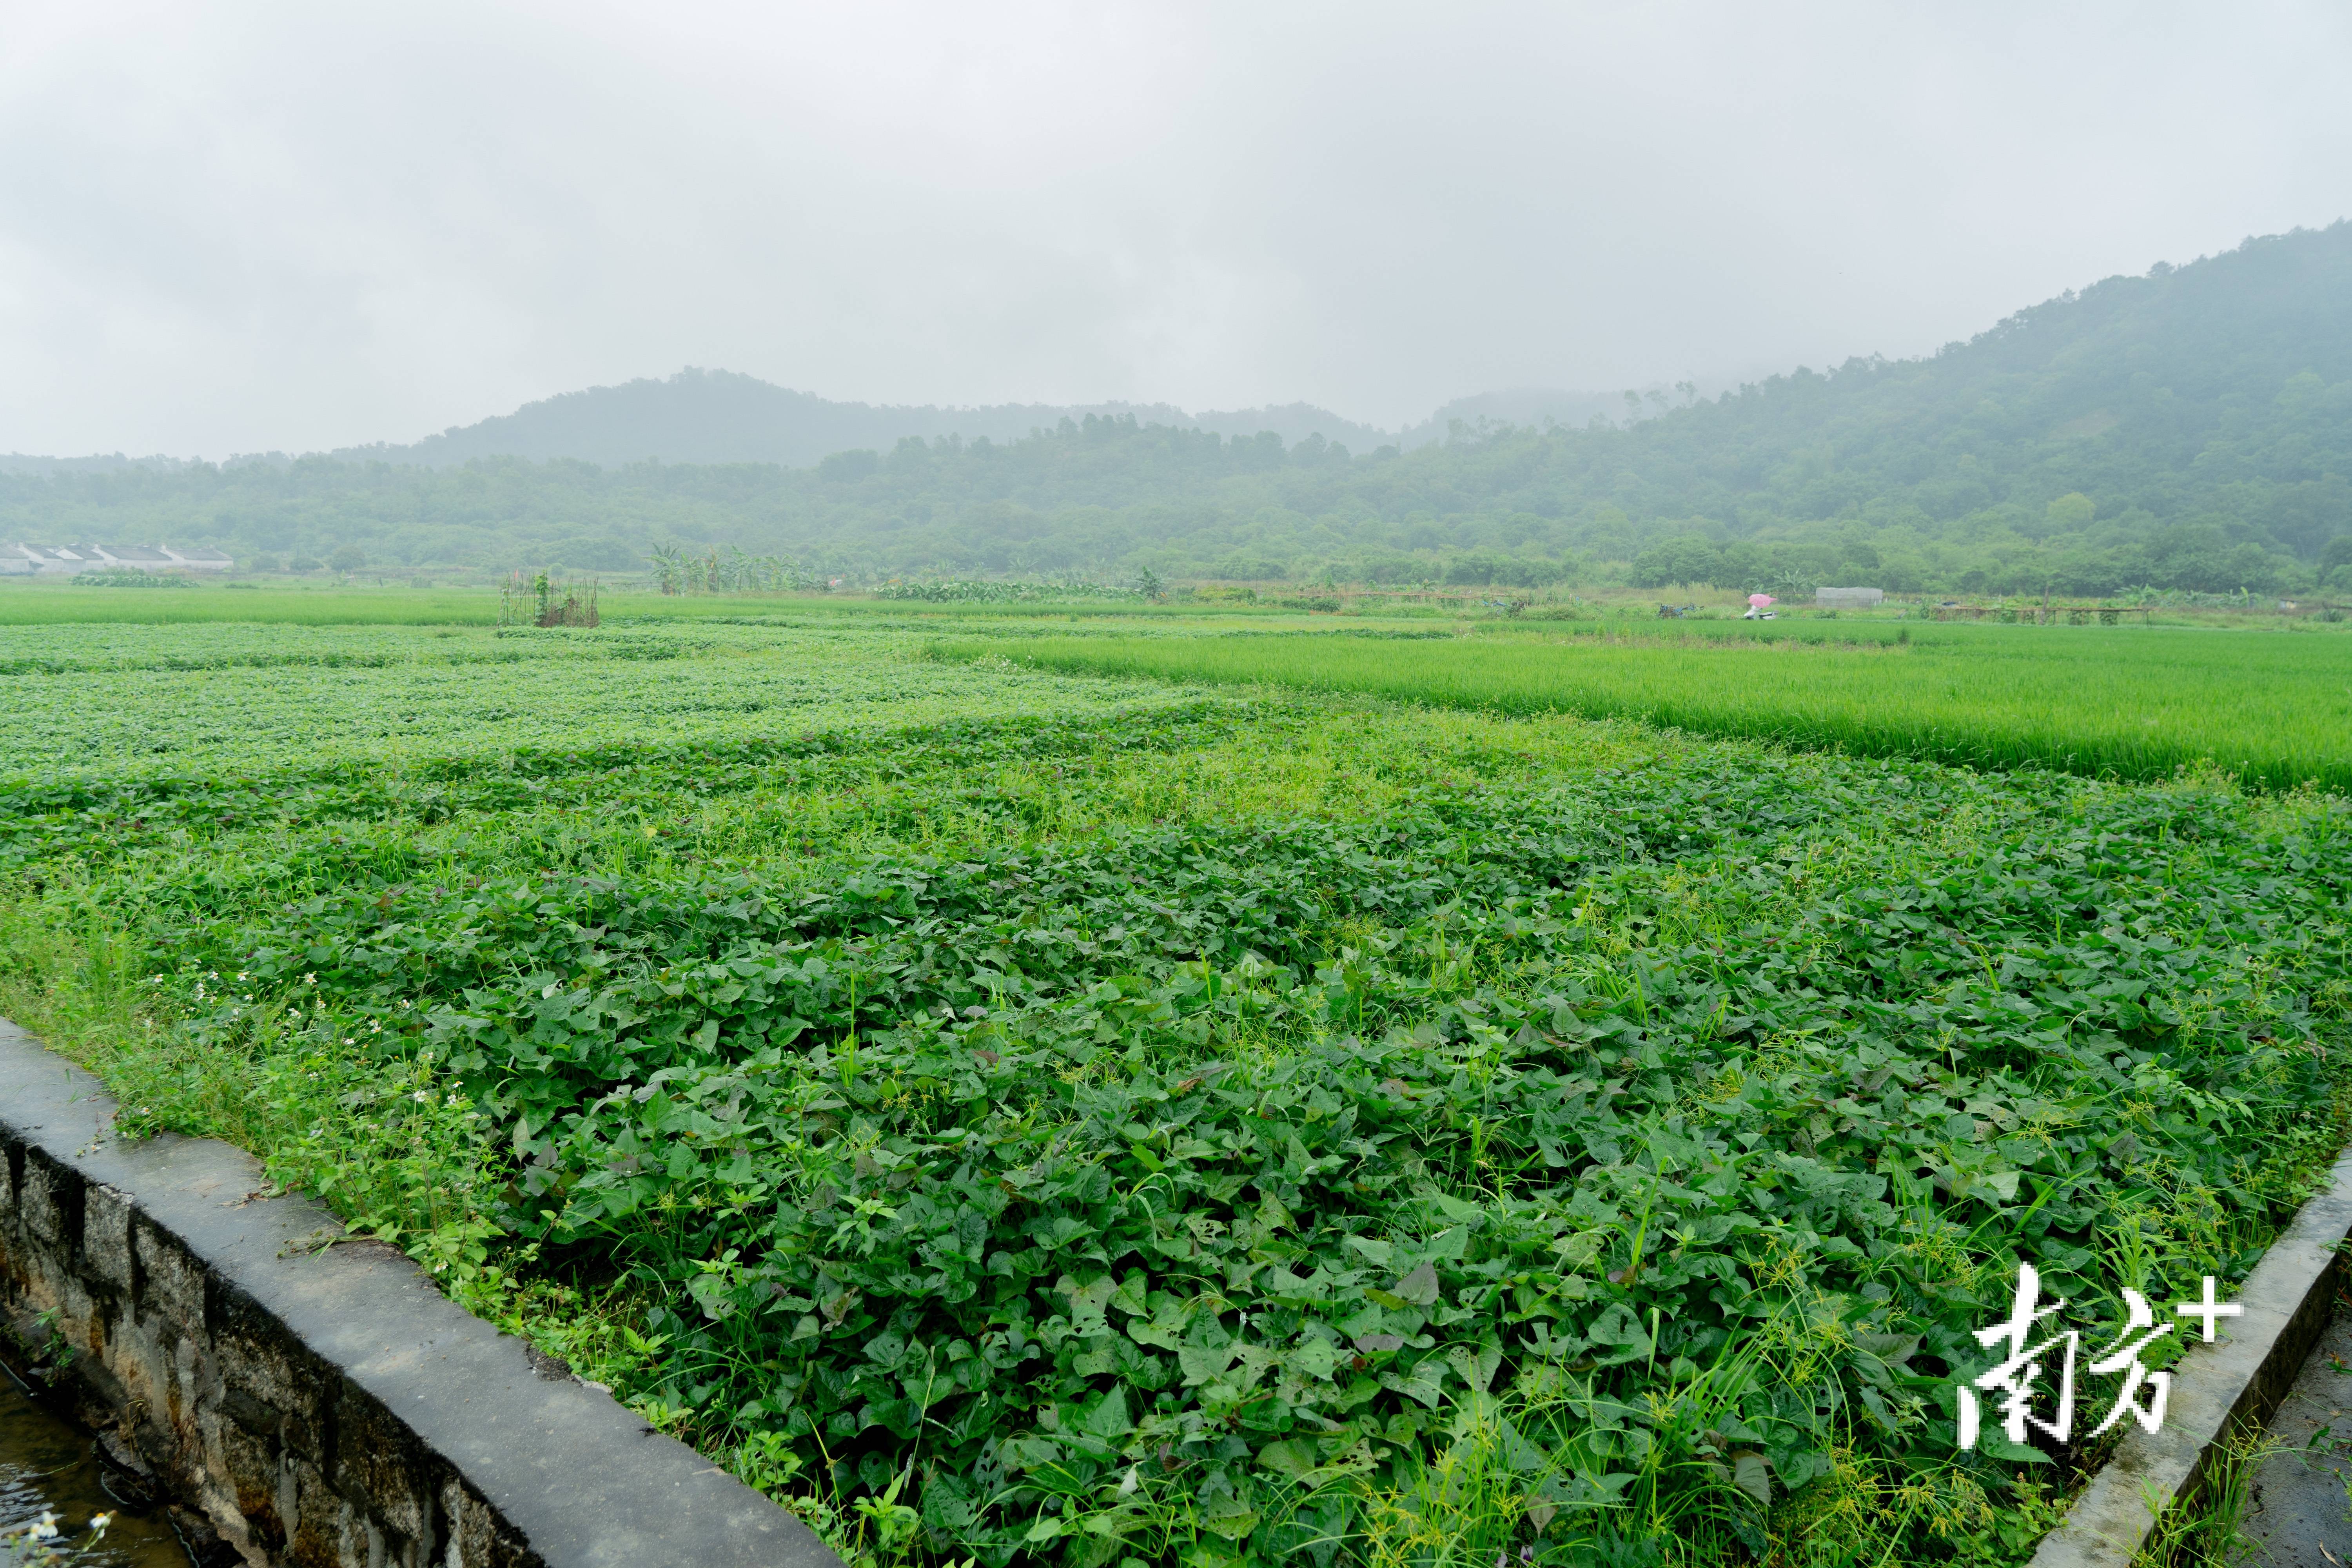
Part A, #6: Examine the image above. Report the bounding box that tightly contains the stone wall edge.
[0,1019,839,1568]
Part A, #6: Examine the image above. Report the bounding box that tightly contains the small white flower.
[30,1512,59,1540]
[412,1090,432,1104]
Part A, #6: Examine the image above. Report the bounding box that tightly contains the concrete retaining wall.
[0,1021,841,1568]
[2028,1144,2352,1566]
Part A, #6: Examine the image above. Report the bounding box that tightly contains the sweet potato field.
[3,604,2349,1568]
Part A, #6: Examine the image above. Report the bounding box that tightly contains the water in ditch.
[0,1364,191,1566]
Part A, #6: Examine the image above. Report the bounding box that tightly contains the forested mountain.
[4,223,2349,594]
[321,369,1394,469]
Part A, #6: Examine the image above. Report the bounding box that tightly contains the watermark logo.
[1956,1263,2242,1450]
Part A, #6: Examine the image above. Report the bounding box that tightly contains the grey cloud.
[2,0,2348,457]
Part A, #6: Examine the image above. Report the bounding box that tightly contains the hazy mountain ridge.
[342,375,1694,471]
[1,372,1679,477]
[323,370,1403,470]
[4,225,2348,598]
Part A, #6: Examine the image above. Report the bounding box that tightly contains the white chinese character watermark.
[2085,1289,2170,1437]
[1958,1263,2078,1449]
[2176,1275,2243,1342]
[1956,1262,2241,1450]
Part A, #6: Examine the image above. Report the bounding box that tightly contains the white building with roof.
[0,543,233,575]
[1814,586,1886,608]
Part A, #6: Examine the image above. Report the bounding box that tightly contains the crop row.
[0,627,1190,779]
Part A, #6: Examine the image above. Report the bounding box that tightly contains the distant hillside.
[5,223,2349,596]
[327,369,1397,469]
[1396,385,1704,446]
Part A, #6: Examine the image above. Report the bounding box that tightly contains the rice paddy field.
[3,592,2350,1568]
[955,619,2352,792]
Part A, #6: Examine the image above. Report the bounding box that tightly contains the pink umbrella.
[1748,593,1774,609]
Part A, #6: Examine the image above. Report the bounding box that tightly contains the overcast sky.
[4,1,2349,458]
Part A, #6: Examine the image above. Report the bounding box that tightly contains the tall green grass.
[962,624,2352,789]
